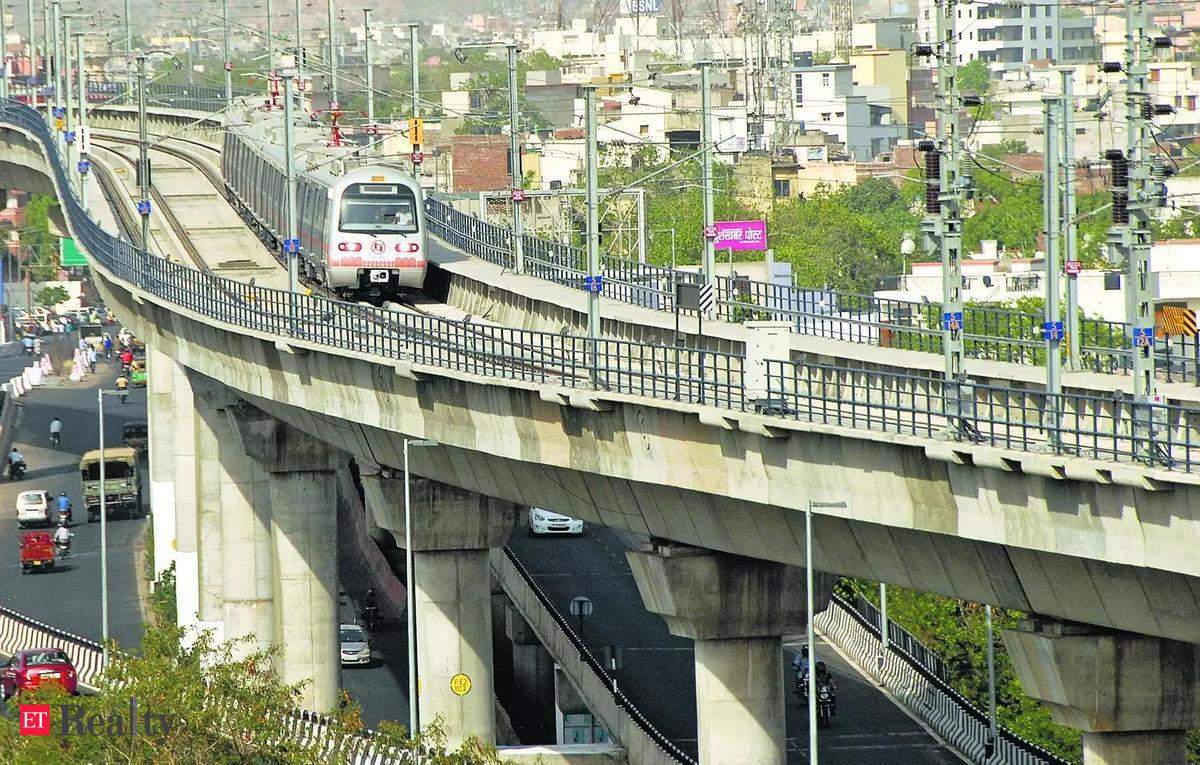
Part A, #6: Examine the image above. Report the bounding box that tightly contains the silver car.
[339,624,372,667]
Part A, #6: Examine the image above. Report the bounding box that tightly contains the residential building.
[790,63,905,160]
[916,0,1096,69]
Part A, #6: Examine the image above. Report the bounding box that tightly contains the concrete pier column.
[361,472,515,747]
[230,405,345,712]
[171,361,200,630]
[194,396,224,637]
[627,542,836,765]
[506,603,555,741]
[146,343,176,580]
[1004,619,1200,765]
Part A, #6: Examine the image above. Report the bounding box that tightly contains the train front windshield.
[339,183,419,234]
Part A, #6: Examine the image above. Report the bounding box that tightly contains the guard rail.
[5,97,1200,474]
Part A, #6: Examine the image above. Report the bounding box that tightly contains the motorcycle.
[59,505,72,526]
[54,538,71,558]
[8,460,26,481]
[50,432,60,448]
[817,680,837,728]
[361,603,380,631]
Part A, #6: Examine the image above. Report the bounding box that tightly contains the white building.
[790,64,905,160]
[916,0,1096,69]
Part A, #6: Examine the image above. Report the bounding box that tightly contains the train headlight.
[337,241,363,252]
[395,242,421,253]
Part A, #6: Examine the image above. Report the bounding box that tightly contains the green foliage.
[19,194,61,281]
[842,581,1083,763]
[0,574,501,763]
[34,286,69,308]
[957,59,991,95]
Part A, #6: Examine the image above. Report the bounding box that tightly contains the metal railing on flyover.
[426,198,1200,384]
[822,594,1069,765]
[497,548,696,765]
[5,96,1199,473]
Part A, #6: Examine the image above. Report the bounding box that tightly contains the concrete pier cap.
[360,470,516,551]
[626,540,835,640]
[1004,617,1200,765]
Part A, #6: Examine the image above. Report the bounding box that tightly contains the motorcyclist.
[7,448,25,479]
[814,661,837,696]
[116,375,129,403]
[49,417,62,447]
[57,492,72,525]
[362,588,380,627]
[53,522,72,555]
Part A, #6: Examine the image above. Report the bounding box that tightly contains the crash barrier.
[5,98,1199,478]
[818,595,1068,765]
[0,605,105,689]
[493,548,694,765]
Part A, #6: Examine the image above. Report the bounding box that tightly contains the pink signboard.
[714,220,767,251]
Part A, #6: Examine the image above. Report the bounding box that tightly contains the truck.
[79,447,141,522]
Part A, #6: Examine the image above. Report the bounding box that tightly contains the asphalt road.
[508,524,962,764]
[0,350,149,652]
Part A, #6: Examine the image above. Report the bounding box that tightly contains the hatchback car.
[16,490,51,528]
[339,624,372,667]
[0,648,79,699]
[529,508,584,536]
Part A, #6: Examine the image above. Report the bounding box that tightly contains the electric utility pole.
[294,0,303,88]
[326,0,337,108]
[508,44,524,274]
[61,13,73,187]
[584,84,600,340]
[222,0,232,109]
[41,0,49,124]
[137,54,150,252]
[1042,94,1063,444]
[26,0,35,104]
[1,0,9,101]
[75,30,87,207]
[284,71,298,293]
[700,60,715,289]
[362,8,373,125]
[918,0,968,396]
[408,23,418,118]
[265,0,274,75]
[1106,0,1159,427]
[51,0,61,150]
[123,0,131,96]
[1059,68,1080,370]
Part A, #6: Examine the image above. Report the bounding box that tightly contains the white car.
[339,624,372,667]
[16,491,51,528]
[529,508,584,536]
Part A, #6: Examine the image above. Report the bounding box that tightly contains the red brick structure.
[450,135,512,193]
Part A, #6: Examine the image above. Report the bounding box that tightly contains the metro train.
[221,114,427,297]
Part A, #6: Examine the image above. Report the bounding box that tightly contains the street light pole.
[362,9,372,126]
[265,0,273,75]
[507,44,524,274]
[97,389,110,671]
[1,0,9,101]
[61,13,73,185]
[985,604,997,755]
[50,0,60,149]
[123,0,131,96]
[41,0,49,124]
[25,0,35,104]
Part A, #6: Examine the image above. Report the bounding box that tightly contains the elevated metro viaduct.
[5,102,1200,764]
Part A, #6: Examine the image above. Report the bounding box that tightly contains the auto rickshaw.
[19,532,55,573]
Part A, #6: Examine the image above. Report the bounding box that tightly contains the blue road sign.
[942,311,963,331]
[1132,326,1154,348]
[77,160,90,174]
[137,200,152,216]
[64,130,75,144]
[1042,321,1064,341]
[283,239,301,254]
[584,275,604,294]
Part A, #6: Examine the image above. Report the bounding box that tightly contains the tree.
[957,59,991,96]
[34,286,69,308]
[18,194,61,281]
[1,592,504,764]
